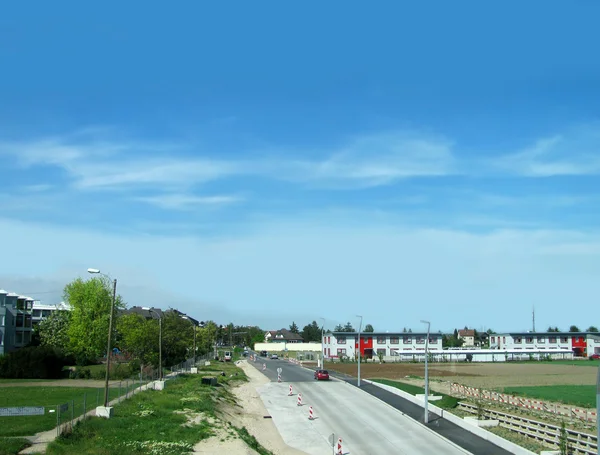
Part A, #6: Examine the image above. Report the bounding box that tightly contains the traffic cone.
[277,374,281,383]
[262,363,266,371]
[308,406,314,420]
[297,393,302,406]
[336,437,343,454]
[288,384,293,396]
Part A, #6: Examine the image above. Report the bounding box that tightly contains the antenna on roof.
[532,305,536,332]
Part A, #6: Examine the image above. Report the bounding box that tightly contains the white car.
[271,354,278,360]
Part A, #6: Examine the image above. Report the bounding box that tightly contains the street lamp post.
[320,317,325,369]
[181,316,203,365]
[142,307,162,381]
[87,268,117,415]
[421,319,431,424]
[356,315,363,387]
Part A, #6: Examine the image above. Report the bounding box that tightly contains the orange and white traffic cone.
[288,384,293,396]
[308,406,314,420]
[336,437,343,454]
[297,393,302,406]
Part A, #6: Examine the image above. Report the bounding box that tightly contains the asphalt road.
[247,354,518,455]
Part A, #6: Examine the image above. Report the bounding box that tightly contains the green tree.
[547,326,561,332]
[64,276,125,364]
[569,325,580,332]
[343,322,354,332]
[364,324,374,332]
[161,310,194,367]
[37,310,71,351]
[117,313,158,369]
[586,326,598,332]
[334,324,344,332]
[301,321,321,342]
[289,322,300,334]
[197,321,218,354]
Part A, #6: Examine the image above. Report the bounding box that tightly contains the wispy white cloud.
[491,123,600,176]
[133,193,243,210]
[0,129,458,192]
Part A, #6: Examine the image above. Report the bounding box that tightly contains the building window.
[337,348,346,356]
[390,337,399,344]
[33,309,41,317]
[402,336,411,344]
[363,337,371,344]
[376,348,386,356]
[15,331,23,344]
[514,337,522,343]
[537,336,545,343]
[328,337,330,344]
[491,336,495,343]
[1,315,4,326]
[526,337,533,344]
[416,337,425,344]
[560,337,568,343]
[549,337,557,344]
[42,310,52,318]
[337,336,346,344]
[377,336,386,344]
[503,336,506,343]
[429,337,437,344]
[16,314,24,327]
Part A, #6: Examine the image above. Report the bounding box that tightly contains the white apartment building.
[489,332,600,357]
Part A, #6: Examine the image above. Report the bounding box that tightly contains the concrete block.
[154,380,166,391]
[464,416,499,428]
[95,406,114,418]
[201,376,218,386]
[204,361,211,366]
[416,394,443,401]
[190,367,198,374]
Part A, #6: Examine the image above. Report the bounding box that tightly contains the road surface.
[247,354,475,455]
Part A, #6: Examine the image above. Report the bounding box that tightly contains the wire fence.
[1,355,215,439]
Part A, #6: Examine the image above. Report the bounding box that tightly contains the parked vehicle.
[271,353,278,360]
[590,353,600,360]
[260,350,268,357]
[314,369,329,381]
[224,351,232,362]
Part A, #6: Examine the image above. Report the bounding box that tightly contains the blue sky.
[1,1,600,333]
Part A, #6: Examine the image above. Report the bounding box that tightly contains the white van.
[224,351,232,362]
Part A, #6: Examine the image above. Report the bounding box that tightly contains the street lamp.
[356,315,363,387]
[421,319,431,424]
[142,307,162,381]
[87,268,117,411]
[181,316,204,364]
[320,317,325,369]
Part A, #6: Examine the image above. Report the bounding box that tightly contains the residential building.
[323,331,443,360]
[265,329,304,343]
[31,301,71,328]
[0,289,34,355]
[458,329,476,347]
[489,332,600,357]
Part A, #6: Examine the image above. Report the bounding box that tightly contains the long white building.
[490,331,600,357]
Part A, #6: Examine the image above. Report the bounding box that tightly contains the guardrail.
[458,402,598,455]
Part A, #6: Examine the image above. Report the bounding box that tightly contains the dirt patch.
[325,361,598,388]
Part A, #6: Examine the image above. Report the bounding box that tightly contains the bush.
[0,346,68,379]
[89,363,135,381]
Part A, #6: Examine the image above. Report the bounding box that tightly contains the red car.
[314,369,330,381]
[590,354,600,360]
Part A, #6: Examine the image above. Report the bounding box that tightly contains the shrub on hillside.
[0,346,68,379]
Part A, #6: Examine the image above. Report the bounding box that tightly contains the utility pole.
[532,305,536,332]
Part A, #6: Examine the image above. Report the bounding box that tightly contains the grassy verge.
[46,363,254,454]
[371,378,459,409]
[0,386,126,437]
[233,426,274,455]
[0,438,32,455]
[499,385,596,408]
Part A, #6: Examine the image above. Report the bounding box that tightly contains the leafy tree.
[547,326,561,332]
[64,276,125,364]
[343,322,354,332]
[402,327,407,333]
[289,321,300,334]
[117,313,158,369]
[197,321,218,354]
[453,328,459,338]
[334,324,344,332]
[161,310,194,367]
[364,324,374,332]
[586,326,599,332]
[569,325,580,332]
[37,310,71,351]
[301,321,321,343]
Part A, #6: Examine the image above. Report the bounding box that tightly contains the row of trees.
[547,325,598,332]
[34,276,264,372]
[288,321,375,341]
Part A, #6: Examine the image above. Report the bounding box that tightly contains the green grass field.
[372,378,459,409]
[47,363,253,455]
[0,438,31,455]
[0,386,125,437]
[500,385,596,408]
